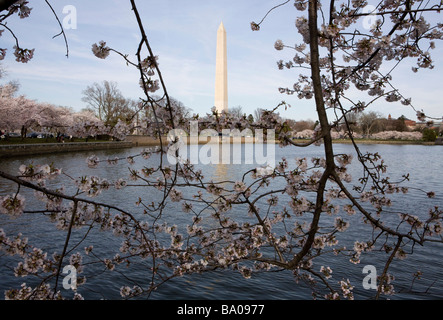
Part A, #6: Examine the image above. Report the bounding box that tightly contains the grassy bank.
[331,139,434,145]
[0,141,133,159]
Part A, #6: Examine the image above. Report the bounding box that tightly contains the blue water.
[0,143,442,300]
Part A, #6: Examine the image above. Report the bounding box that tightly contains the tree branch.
[44,0,69,58]
[288,0,336,270]
[0,0,18,13]
[53,200,78,295]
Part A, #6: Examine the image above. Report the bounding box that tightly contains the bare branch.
[44,0,69,58]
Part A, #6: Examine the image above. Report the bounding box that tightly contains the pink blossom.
[0,194,26,217]
[86,155,100,168]
[169,188,183,202]
[13,46,34,63]
[233,181,247,193]
[92,41,110,59]
[274,40,284,50]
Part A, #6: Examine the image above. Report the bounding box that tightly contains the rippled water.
[0,143,442,300]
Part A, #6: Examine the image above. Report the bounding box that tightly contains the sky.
[1,0,442,122]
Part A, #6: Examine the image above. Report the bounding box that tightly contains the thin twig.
[44,0,69,58]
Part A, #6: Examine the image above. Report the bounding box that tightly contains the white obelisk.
[215,22,228,114]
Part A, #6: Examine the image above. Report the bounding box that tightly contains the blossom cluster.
[92,40,162,94]
[0,194,26,217]
[13,46,34,63]
[0,1,34,63]
[91,41,110,59]
[11,0,32,19]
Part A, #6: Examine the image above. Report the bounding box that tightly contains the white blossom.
[0,194,26,217]
[92,41,110,59]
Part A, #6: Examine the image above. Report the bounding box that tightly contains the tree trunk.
[289,0,336,269]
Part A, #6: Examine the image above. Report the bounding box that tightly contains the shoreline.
[0,141,133,159]
[331,139,436,145]
[0,137,439,159]
[126,135,438,146]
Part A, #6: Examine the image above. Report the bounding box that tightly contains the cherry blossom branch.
[350,6,443,17]
[130,1,169,171]
[282,133,324,147]
[375,236,402,300]
[0,21,19,46]
[338,0,412,86]
[0,169,156,259]
[53,200,78,295]
[244,197,285,263]
[331,170,424,244]
[250,0,290,30]
[289,0,335,270]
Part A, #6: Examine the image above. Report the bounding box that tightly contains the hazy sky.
[1,0,442,122]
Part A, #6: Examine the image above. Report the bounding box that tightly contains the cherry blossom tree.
[371,130,422,141]
[1,0,443,301]
[0,91,40,135]
[0,84,121,140]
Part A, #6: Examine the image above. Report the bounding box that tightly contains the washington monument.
[214,22,228,114]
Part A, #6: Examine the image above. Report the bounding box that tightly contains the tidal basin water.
[0,143,442,300]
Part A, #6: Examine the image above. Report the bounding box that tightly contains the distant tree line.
[0,80,131,141]
[280,110,442,141]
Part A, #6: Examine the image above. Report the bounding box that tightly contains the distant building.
[404,120,416,128]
